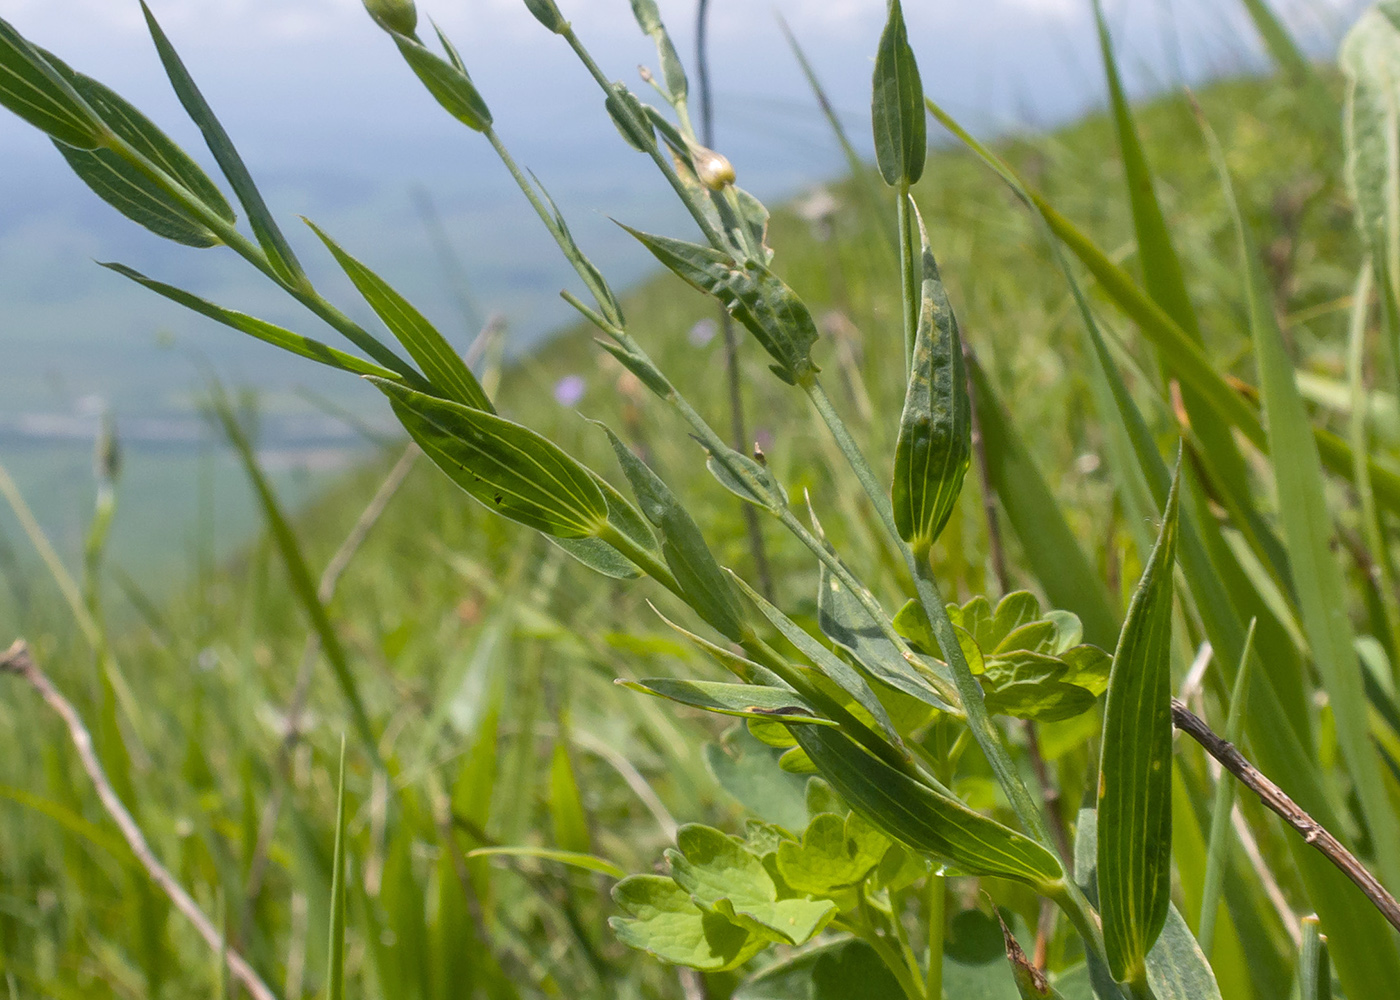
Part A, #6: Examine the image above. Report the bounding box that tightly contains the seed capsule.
[362,0,418,35]
[692,146,735,191]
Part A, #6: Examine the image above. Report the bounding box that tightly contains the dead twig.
[1,640,280,1000]
[1172,698,1400,934]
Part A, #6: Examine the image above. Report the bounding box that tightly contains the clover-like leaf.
[894,591,1110,721]
[611,875,771,972]
[776,811,890,897]
[667,824,837,946]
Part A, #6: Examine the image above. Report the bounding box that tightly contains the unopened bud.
[692,146,735,191]
[363,0,418,35]
[523,0,568,33]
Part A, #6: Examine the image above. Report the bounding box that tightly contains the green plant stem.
[1045,879,1113,980]
[803,375,1052,848]
[926,875,944,1000]
[558,25,727,249]
[888,886,926,993]
[858,882,926,1000]
[897,184,916,374]
[595,523,916,778]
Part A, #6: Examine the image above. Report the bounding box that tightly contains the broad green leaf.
[1074,809,1222,1000]
[793,725,1063,888]
[605,82,655,152]
[388,27,492,131]
[101,263,402,382]
[706,725,809,831]
[326,739,348,1000]
[372,379,608,539]
[728,572,902,748]
[667,824,836,945]
[212,396,378,761]
[140,1,304,282]
[818,562,952,710]
[601,424,745,640]
[735,938,904,1000]
[467,846,624,879]
[620,678,835,726]
[552,537,642,579]
[775,811,889,896]
[871,0,924,186]
[1215,111,1400,893]
[0,16,105,148]
[1298,916,1332,1000]
[1097,466,1180,988]
[610,875,771,971]
[892,204,970,548]
[523,0,567,33]
[548,735,591,854]
[306,220,491,410]
[42,51,233,247]
[622,224,819,385]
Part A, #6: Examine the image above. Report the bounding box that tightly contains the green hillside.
[0,42,1364,1000]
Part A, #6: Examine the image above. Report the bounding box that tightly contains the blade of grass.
[1205,110,1400,894]
[327,737,348,1000]
[1198,619,1256,958]
[209,389,379,765]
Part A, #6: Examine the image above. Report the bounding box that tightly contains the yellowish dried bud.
[692,146,735,191]
[363,0,418,35]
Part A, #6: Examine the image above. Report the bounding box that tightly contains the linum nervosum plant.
[10,0,1400,996]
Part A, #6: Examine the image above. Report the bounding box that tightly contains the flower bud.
[363,0,418,35]
[523,0,568,33]
[691,145,735,191]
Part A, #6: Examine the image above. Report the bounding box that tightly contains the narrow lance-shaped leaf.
[0,15,105,148]
[305,220,492,411]
[629,0,687,102]
[371,379,608,539]
[727,571,903,749]
[621,224,819,384]
[100,263,402,382]
[871,0,924,186]
[1298,916,1332,1000]
[1097,461,1180,989]
[381,22,493,132]
[618,678,837,726]
[42,50,234,248]
[792,725,1063,888]
[599,423,745,641]
[139,1,304,282]
[892,203,970,548]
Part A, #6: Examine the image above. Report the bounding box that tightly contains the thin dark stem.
[696,0,714,148]
[694,0,773,601]
[1,641,280,1000]
[1172,698,1400,934]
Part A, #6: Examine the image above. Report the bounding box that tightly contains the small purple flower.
[688,318,717,347]
[554,375,586,407]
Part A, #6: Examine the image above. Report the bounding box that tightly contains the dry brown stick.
[1,640,280,1000]
[242,444,419,923]
[1172,698,1400,933]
